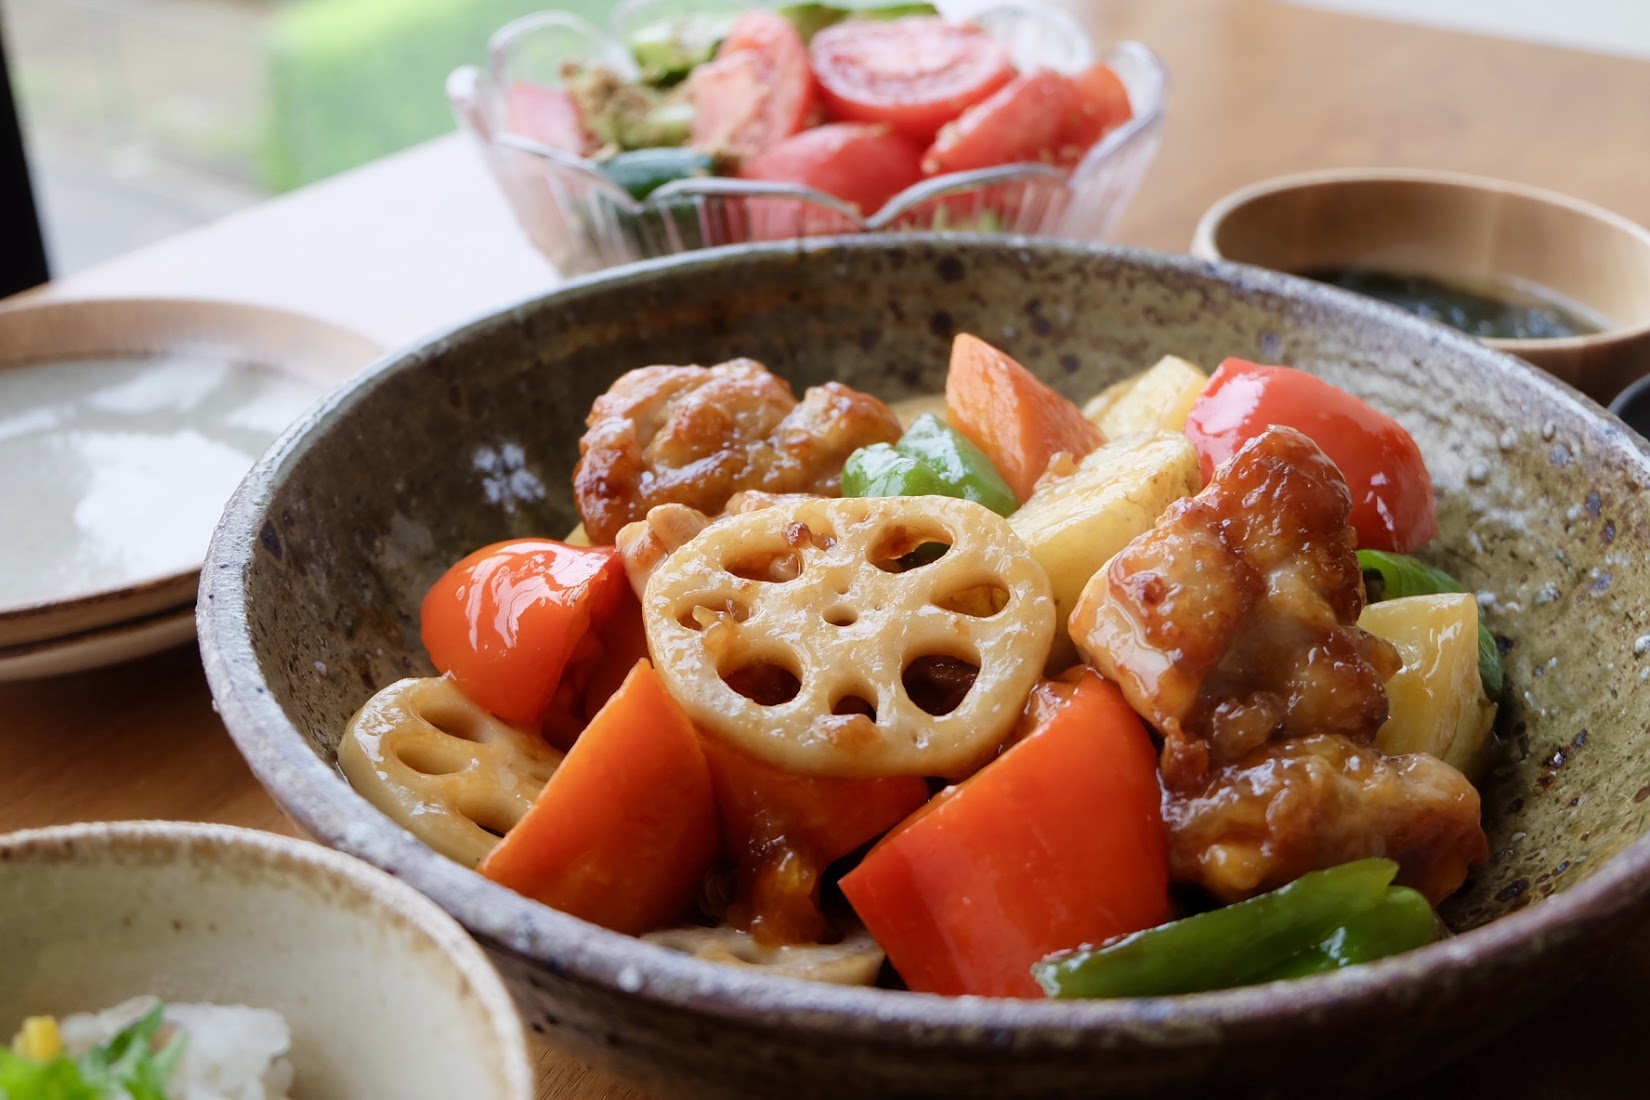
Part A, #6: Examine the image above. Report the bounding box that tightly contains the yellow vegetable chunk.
[563,522,592,547]
[1359,593,1497,778]
[13,1016,61,1060]
[1009,430,1202,665]
[1082,355,1209,439]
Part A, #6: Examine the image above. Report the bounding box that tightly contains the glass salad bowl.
[447,1,1168,274]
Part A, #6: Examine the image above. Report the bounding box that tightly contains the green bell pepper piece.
[842,414,1017,516]
[1031,859,1399,999]
[1251,885,1438,981]
[843,443,950,500]
[1357,549,1504,703]
[896,414,1018,515]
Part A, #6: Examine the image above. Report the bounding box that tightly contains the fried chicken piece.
[614,503,712,599]
[574,360,902,544]
[1164,733,1489,905]
[1072,426,1401,791]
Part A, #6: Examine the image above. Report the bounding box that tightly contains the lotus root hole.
[870,525,953,573]
[418,701,484,743]
[823,606,858,627]
[721,658,803,706]
[902,653,981,716]
[933,580,1010,617]
[727,546,805,583]
[389,740,468,777]
[678,598,751,631]
[457,796,524,840]
[830,692,877,721]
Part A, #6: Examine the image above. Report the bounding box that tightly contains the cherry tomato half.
[921,69,1078,175]
[809,17,1016,143]
[1183,359,1439,552]
[690,10,816,160]
[740,122,925,234]
[420,539,630,728]
[1059,62,1133,163]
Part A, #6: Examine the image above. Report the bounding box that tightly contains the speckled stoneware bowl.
[0,820,534,1100]
[200,237,1650,1098]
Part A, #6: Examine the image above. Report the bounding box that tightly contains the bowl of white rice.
[0,820,534,1100]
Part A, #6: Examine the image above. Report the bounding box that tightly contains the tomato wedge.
[809,17,1016,143]
[740,122,925,234]
[1061,62,1133,161]
[419,539,629,728]
[503,82,591,155]
[840,670,1170,998]
[1183,359,1439,552]
[690,10,816,160]
[921,69,1079,175]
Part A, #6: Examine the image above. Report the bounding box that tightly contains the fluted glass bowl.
[447,1,1167,273]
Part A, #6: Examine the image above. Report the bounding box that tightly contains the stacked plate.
[0,299,380,679]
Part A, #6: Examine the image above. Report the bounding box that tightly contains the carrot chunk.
[478,659,717,934]
[944,334,1103,502]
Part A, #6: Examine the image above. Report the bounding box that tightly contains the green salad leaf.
[0,1004,186,1100]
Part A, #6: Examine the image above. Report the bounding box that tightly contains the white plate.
[0,603,196,681]
[0,298,381,648]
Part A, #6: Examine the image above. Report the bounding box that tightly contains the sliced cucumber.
[629,14,734,85]
[598,147,719,201]
[777,2,940,42]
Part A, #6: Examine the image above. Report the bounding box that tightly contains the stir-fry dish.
[511,4,1132,218]
[340,335,1501,999]
[2,997,294,1100]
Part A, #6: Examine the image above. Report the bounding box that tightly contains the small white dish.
[0,298,381,648]
[0,602,195,681]
[0,820,535,1100]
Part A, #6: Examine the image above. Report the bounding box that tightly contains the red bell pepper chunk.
[840,670,1170,998]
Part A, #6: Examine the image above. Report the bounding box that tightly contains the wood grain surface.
[7,2,1650,1097]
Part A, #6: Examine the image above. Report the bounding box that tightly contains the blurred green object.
[262,0,613,192]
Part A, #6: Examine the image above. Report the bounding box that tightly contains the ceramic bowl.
[200,237,1650,1098]
[0,820,534,1100]
[1190,168,1650,403]
[447,1,1166,274]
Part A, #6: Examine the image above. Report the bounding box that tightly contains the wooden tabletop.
[7,2,1650,1096]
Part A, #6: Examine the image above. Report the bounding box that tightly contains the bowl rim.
[200,234,1650,1048]
[447,1,1169,228]
[1188,165,1650,352]
[0,819,536,1098]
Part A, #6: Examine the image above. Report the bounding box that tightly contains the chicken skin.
[1072,425,1402,791]
[1164,734,1488,905]
[574,359,902,544]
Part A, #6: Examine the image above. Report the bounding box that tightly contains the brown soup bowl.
[199,237,1650,1099]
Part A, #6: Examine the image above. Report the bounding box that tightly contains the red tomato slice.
[810,18,1016,143]
[1059,62,1133,163]
[1183,359,1439,552]
[419,539,629,728]
[503,82,592,155]
[921,69,1079,176]
[840,671,1170,998]
[740,122,925,228]
[691,10,816,160]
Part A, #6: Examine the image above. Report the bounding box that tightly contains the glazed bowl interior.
[201,237,1650,1098]
[1191,169,1650,402]
[0,821,533,1100]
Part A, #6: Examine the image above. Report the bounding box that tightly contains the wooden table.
[7,2,1650,1096]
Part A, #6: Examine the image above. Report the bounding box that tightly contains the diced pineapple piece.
[1359,593,1497,778]
[1009,430,1202,663]
[1082,355,1209,439]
